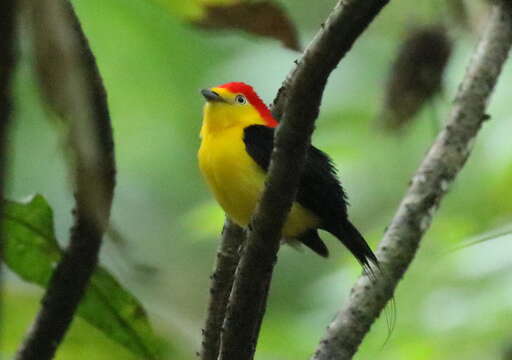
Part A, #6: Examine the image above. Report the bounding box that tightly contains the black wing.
[243,125,377,268]
[243,124,348,227]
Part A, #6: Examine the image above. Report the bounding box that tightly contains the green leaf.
[3,195,61,286]
[2,195,167,359]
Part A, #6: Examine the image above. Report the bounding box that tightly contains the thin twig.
[446,225,512,254]
[0,0,17,350]
[218,1,389,359]
[200,220,245,360]
[312,2,512,359]
[16,0,115,359]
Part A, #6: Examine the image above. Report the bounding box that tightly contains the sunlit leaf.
[1,195,167,359]
[152,0,300,51]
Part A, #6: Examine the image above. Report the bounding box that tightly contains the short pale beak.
[201,89,225,102]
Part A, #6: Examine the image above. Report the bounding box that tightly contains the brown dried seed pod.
[380,25,452,131]
[191,1,301,51]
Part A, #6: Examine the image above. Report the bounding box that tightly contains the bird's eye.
[235,95,247,105]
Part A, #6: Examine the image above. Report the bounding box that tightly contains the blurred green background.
[3,0,512,359]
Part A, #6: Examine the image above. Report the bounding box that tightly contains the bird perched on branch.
[198,82,377,269]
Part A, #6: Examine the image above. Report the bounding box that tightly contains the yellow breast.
[198,125,319,238]
[199,126,264,227]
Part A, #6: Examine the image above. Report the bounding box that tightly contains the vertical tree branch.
[200,220,245,360]
[0,0,17,348]
[312,2,512,359]
[16,0,116,359]
[218,1,389,359]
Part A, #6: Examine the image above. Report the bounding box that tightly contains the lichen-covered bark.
[312,2,512,359]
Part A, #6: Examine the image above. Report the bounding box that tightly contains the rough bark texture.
[200,220,245,360]
[218,1,389,359]
[16,0,115,359]
[0,0,17,343]
[312,2,512,359]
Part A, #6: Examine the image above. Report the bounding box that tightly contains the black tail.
[297,229,329,258]
[330,221,378,273]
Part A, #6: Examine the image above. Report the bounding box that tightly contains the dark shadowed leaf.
[1,195,167,359]
[191,1,300,51]
[378,25,452,131]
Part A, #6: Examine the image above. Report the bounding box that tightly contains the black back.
[243,124,378,268]
[243,124,349,229]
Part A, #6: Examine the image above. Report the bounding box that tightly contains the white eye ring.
[235,95,247,105]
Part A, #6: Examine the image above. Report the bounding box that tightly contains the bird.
[198,81,377,270]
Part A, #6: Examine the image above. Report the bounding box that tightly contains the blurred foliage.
[447,0,471,31]
[2,291,140,360]
[378,24,452,131]
[1,195,167,359]
[3,0,512,359]
[152,0,300,50]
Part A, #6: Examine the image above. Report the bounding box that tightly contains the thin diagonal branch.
[200,219,245,360]
[271,0,389,119]
[218,1,389,359]
[0,0,17,349]
[312,2,512,359]
[16,0,116,359]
